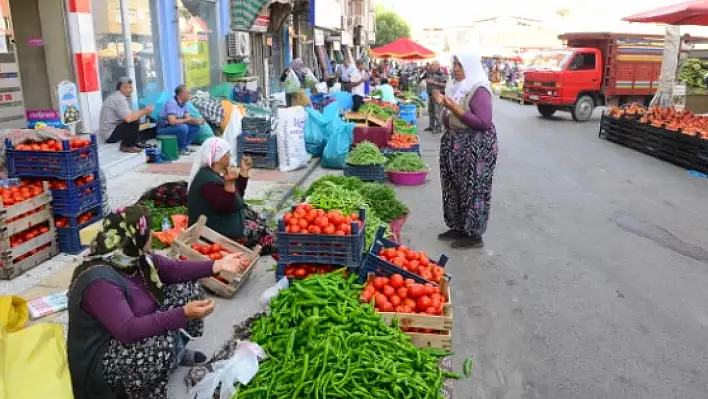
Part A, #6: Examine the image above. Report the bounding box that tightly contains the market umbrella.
[370,37,435,60]
[622,0,708,25]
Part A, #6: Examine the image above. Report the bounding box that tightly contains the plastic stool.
[157,135,179,161]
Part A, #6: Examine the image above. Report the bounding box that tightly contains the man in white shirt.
[349,60,369,111]
[339,60,356,92]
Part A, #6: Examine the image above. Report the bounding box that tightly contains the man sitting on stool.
[97,77,154,153]
[157,85,204,156]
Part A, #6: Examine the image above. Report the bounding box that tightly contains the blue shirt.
[378,84,396,103]
[158,97,188,128]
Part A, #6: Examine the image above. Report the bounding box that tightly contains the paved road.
[398,100,708,399]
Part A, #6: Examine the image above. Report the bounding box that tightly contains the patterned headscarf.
[72,205,165,304]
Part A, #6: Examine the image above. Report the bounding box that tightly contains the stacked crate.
[0,179,58,279]
[5,135,102,254]
[237,116,278,169]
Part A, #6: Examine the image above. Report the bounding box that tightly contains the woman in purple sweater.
[67,205,248,399]
[432,53,498,249]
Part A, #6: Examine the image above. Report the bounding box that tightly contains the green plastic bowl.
[223,63,247,79]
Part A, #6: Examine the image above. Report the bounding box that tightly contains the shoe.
[179,150,190,156]
[451,235,484,249]
[179,349,207,367]
[120,146,142,153]
[424,127,433,132]
[437,229,462,241]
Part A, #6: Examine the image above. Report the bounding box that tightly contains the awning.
[622,0,708,26]
[231,0,291,32]
[370,37,435,60]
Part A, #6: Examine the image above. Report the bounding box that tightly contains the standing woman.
[432,53,498,249]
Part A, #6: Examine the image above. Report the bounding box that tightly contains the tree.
[374,6,411,47]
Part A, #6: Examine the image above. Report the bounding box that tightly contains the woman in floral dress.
[432,53,498,249]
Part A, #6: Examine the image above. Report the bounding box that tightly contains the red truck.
[523,32,669,122]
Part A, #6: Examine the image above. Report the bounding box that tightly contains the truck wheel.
[537,104,557,118]
[571,95,595,122]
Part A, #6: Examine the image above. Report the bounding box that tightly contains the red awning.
[370,37,435,60]
[622,0,708,26]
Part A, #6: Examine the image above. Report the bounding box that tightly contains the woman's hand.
[240,156,252,177]
[224,167,239,182]
[183,299,215,320]
[213,252,249,274]
[431,90,444,105]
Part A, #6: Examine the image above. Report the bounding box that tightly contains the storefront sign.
[56,81,81,125]
[312,0,342,31]
[0,92,14,103]
[27,36,44,47]
[27,110,59,121]
[341,31,352,46]
[184,41,211,88]
[251,9,270,33]
[314,29,325,46]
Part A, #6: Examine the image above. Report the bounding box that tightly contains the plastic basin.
[388,169,428,186]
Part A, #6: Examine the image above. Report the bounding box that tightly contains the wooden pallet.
[170,215,261,298]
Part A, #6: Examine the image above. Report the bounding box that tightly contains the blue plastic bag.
[185,102,215,144]
[140,92,170,122]
[419,90,429,102]
[304,101,339,156]
[331,92,353,112]
[322,118,355,169]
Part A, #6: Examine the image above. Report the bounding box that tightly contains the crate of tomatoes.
[277,204,366,268]
[275,263,347,281]
[46,172,102,215]
[170,215,261,298]
[360,272,453,350]
[55,207,102,254]
[5,135,98,179]
[359,226,449,286]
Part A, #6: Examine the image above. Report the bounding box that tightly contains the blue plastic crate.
[399,112,417,125]
[275,263,356,282]
[50,173,102,216]
[55,207,103,254]
[237,152,277,169]
[277,207,367,267]
[343,163,385,182]
[399,103,416,112]
[237,134,277,154]
[234,90,260,104]
[5,135,99,179]
[381,144,421,156]
[358,226,450,285]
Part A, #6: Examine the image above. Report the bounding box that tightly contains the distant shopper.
[339,59,356,92]
[157,85,204,156]
[97,77,153,153]
[423,61,447,133]
[377,78,397,103]
[349,60,369,112]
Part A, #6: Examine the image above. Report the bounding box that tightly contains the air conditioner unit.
[227,31,251,58]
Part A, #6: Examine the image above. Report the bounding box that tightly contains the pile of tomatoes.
[387,134,419,149]
[55,210,95,229]
[282,203,361,235]
[0,180,45,207]
[48,174,95,191]
[282,263,342,279]
[361,273,447,317]
[9,222,51,248]
[14,138,92,152]
[376,245,446,284]
[191,243,238,261]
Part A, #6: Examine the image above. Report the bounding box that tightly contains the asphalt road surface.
[399,100,708,399]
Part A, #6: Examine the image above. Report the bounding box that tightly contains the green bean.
[385,153,428,172]
[346,141,387,166]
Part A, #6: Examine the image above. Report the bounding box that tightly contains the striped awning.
[231,0,268,31]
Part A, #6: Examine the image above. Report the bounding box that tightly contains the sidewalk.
[0,151,321,338]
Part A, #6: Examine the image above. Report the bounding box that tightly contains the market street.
[400,100,708,399]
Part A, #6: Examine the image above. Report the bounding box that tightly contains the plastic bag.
[304,101,339,157]
[259,277,290,309]
[284,70,301,93]
[276,107,309,172]
[140,91,170,121]
[303,69,318,89]
[186,341,267,399]
[331,91,353,112]
[186,101,215,145]
[322,118,354,169]
[223,107,243,160]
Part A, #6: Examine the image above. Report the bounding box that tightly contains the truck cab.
[524,48,604,121]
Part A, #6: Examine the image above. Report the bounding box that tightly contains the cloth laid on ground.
[185,100,216,145]
[192,96,226,127]
[0,296,74,399]
[184,312,455,399]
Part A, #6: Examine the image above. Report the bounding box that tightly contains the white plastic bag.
[223,107,243,161]
[276,106,309,172]
[284,69,301,93]
[303,69,318,89]
[259,277,290,309]
[186,341,267,399]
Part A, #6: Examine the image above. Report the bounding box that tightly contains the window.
[569,53,596,71]
[95,0,162,100]
[178,0,220,90]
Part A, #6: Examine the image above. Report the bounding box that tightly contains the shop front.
[309,0,342,78]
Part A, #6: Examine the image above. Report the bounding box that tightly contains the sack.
[322,118,354,169]
[304,102,338,157]
[276,107,309,172]
[284,70,301,93]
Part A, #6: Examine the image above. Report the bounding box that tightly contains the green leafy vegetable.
[305,176,364,196]
[346,141,387,166]
[386,153,429,172]
[359,103,397,119]
[357,183,408,222]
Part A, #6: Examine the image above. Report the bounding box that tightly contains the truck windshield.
[526,50,573,71]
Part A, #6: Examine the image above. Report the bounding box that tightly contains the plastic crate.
[234,90,260,103]
[275,263,354,282]
[237,152,278,169]
[55,207,102,254]
[50,173,102,216]
[343,163,385,182]
[277,207,366,268]
[237,133,277,154]
[359,226,449,285]
[381,144,421,156]
[6,136,99,179]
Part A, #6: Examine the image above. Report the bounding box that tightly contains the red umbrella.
[370,37,435,60]
[622,0,708,26]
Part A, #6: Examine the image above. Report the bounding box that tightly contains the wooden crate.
[170,215,261,298]
[344,111,392,128]
[364,273,453,332]
[407,330,452,351]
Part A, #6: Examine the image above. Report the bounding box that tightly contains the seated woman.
[187,137,251,241]
[67,205,247,399]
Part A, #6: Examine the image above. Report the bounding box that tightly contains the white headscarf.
[188,137,231,186]
[446,53,491,103]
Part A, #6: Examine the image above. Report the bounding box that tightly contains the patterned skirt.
[101,281,206,399]
[439,127,499,237]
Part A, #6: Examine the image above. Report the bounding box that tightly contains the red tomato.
[404,278,416,287]
[417,296,432,312]
[372,277,387,290]
[396,287,408,299]
[298,219,308,229]
[210,243,221,253]
[361,292,373,303]
[403,298,416,310]
[283,213,292,223]
[382,302,394,312]
[382,285,396,298]
[294,268,307,278]
[389,274,404,289]
[389,295,401,307]
[425,284,437,296]
[374,293,388,308]
[419,255,430,267]
[425,307,437,315]
[409,284,425,299]
[324,225,336,235]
